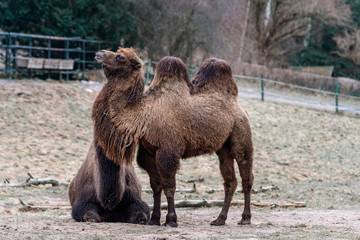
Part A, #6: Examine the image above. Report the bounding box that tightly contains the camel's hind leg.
[211,144,238,226]
[137,143,162,226]
[156,149,180,227]
[231,118,254,225]
[236,146,254,224]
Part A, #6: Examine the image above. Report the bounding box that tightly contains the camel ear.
[130,59,142,70]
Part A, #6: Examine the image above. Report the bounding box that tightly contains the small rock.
[16,91,32,97]
[38,149,47,155]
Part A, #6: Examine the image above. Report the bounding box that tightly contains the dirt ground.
[0,79,359,239]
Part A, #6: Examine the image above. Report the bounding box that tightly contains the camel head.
[95,47,142,80]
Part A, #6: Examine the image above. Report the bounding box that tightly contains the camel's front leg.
[157,150,180,227]
[136,144,162,225]
[95,143,125,211]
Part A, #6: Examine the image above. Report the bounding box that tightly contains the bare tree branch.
[248,0,352,65]
[334,29,360,65]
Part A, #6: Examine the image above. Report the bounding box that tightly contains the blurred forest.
[1,0,360,80]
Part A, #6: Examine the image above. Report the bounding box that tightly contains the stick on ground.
[149,199,306,210]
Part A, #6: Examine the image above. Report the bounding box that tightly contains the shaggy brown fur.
[69,140,150,223]
[95,49,254,227]
[191,57,238,97]
[68,48,150,224]
[92,48,144,166]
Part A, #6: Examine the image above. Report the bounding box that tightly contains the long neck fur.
[92,70,145,165]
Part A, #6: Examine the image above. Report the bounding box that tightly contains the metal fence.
[0,32,116,80]
[233,74,360,115]
[143,60,360,115]
[1,33,359,115]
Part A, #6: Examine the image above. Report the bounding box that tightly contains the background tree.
[289,0,360,79]
[1,0,360,80]
[0,0,137,45]
[246,0,352,66]
[334,30,360,65]
[134,0,215,65]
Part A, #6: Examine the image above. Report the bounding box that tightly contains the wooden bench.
[16,57,75,80]
[16,57,74,70]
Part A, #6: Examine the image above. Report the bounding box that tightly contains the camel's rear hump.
[191,58,238,97]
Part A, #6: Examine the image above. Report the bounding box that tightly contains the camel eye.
[116,55,125,62]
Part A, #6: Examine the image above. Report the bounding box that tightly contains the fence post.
[47,39,51,79]
[82,40,85,81]
[65,40,69,81]
[335,81,339,113]
[8,33,13,80]
[261,75,264,101]
[5,33,9,78]
[28,37,32,78]
[146,59,151,85]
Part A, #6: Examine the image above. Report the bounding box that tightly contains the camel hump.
[156,56,188,80]
[191,58,238,97]
[149,56,191,91]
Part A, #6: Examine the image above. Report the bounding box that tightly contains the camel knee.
[72,200,101,222]
[157,150,180,176]
[224,178,238,193]
[241,177,254,193]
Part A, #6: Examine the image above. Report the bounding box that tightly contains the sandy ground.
[0,79,360,239]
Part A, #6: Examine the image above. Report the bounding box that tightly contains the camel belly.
[181,123,232,158]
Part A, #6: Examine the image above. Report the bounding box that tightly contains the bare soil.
[0,80,359,239]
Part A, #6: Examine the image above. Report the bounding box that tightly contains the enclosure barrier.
[0,32,116,80]
[142,60,359,114]
[232,74,360,115]
[1,32,359,115]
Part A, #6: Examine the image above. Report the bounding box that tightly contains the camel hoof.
[148,219,160,226]
[162,221,178,227]
[136,214,149,225]
[83,211,101,222]
[210,219,226,226]
[238,219,251,225]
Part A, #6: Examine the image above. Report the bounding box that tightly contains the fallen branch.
[253,185,280,194]
[0,177,70,187]
[205,185,279,194]
[150,199,306,210]
[18,199,71,212]
[184,178,204,183]
[17,198,305,212]
[143,183,196,194]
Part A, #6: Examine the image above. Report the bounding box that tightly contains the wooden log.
[0,178,70,187]
[18,199,71,212]
[17,198,306,212]
[205,185,279,194]
[143,183,196,194]
[184,178,204,183]
[149,199,306,210]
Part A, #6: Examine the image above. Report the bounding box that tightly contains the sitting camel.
[68,48,150,224]
[94,48,254,227]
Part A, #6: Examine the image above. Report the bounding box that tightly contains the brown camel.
[68,141,150,223]
[94,48,254,227]
[68,48,150,224]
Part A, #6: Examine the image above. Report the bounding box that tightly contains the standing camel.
[94,48,254,227]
